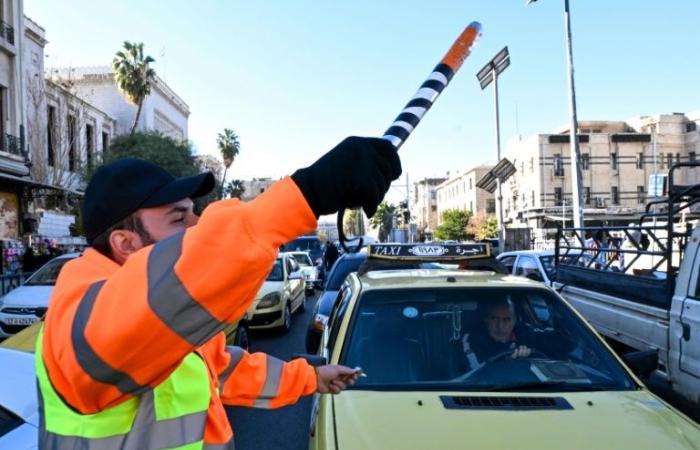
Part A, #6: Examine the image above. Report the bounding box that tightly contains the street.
[227,293,318,450]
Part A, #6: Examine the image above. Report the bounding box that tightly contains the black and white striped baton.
[338,22,483,252]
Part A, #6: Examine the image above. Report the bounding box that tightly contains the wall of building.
[502,114,700,240]
[240,178,277,202]
[52,67,189,141]
[412,177,445,233]
[436,166,494,224]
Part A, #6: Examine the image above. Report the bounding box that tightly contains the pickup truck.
[554,163,700,406]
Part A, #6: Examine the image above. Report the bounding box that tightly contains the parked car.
[497,250,595,287]
[305,243,700,450]
[248,253,305,333]
[0,346,37,448]
[0,253,80,339]
[285,251,319,296]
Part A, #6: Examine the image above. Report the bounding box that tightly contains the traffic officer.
[37,137,401,449]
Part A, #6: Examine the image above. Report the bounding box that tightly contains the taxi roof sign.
[367,243,491,261]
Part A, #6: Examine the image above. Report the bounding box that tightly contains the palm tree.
[216,128,240,198]
[224,179,245,199]
[112,42,156,136]
[369,202,396,242]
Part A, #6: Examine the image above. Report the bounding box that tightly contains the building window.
[102,131,109,153]
[666,153,673,168]
[610,152,618,170]
[583,187,591,205]
[85,124,94,170]
[554,187,563,206]
[636,152,644,169]
[553,154,564,176]
[637,186,645,204]
[581,153,590,170]
[520,162,525,174]
[611,186,619,205]
[469,201,473,211]
[68,115,77,171]
[531,190,535,206]
[676,153,681,164]
[530,157,534,172]
[47,106,56,166]
[469,178,472,190]
[486,199,495,214]
[430,190,436,200]
[690,152,697,162]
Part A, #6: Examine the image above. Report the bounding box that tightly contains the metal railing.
[0,21,14,45]
[0,133,22,157]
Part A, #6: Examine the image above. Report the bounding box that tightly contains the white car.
[0,347,38,449]
[496,249,595,287]
[247,253,306,333]
[0,253,80,338]
[286,251,318,295]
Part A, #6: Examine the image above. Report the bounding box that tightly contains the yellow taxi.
[307,243,700,450]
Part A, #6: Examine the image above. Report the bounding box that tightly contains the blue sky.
[25,0,700,202]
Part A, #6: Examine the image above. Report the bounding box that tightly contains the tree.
[434,209,472,241]
[343,209,364,238]
[112,42,156,136]
[369,202,396,242]
[216,128,240,198]
[223,179,245,199]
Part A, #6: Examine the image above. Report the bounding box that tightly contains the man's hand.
[315,365,360,394]
[511,345,532,359]
[291,137,402,218]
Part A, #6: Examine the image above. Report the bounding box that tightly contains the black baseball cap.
[82,158,216,244]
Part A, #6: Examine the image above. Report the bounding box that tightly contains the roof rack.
[358,243,508,275]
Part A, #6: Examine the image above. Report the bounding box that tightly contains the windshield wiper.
[485,381,609,392]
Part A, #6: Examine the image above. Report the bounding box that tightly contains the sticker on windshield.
[403,307,419,319]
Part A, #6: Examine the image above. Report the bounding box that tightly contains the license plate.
[4,317,38,326]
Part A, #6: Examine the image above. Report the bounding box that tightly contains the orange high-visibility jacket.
[41,177,318,445]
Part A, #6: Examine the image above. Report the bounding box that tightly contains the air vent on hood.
[440,395,573,411]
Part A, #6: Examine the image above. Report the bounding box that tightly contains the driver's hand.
[511,345,532,359]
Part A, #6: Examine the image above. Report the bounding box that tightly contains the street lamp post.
[528,0,584,228]
[476,47,511,252]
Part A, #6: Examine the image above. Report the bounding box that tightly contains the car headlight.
[258,292,281,309]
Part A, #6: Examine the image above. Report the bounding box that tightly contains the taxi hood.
[332,390,700,450]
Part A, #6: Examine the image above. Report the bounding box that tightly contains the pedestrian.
[37,136,401,449]
[323,240,339,271]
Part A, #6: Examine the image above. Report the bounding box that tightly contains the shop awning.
[0,173,83,195]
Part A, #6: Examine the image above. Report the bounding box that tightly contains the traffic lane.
[228,291,318,450]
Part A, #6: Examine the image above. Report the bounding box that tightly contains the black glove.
[291,137,402,217]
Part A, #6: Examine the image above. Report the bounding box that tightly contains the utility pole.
[476,47,510,252]
[528,0,585,228]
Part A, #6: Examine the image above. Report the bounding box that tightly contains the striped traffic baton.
[338,22,483,252]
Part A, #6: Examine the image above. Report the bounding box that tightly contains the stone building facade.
[501,114,700,246]
[435,166,495,225]
[412,177,446,234]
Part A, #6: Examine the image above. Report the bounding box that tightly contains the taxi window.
[327,285,353,355]
[340,287,635,392]
[498,255,516,273]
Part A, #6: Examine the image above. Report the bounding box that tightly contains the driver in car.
[462,298,571,366]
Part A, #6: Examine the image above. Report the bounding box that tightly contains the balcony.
[0,21,14,45]
[0,133,23,157]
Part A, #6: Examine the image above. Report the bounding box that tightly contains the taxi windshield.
[341,287,635,392]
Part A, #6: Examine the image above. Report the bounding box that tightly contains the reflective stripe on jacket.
[39,177,318,447]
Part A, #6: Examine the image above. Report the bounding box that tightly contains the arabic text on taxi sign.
[368,243,490,260]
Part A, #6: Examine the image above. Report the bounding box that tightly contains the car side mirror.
[293,353,327,367]
[526,272,544,282]
[622,349,658,379]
